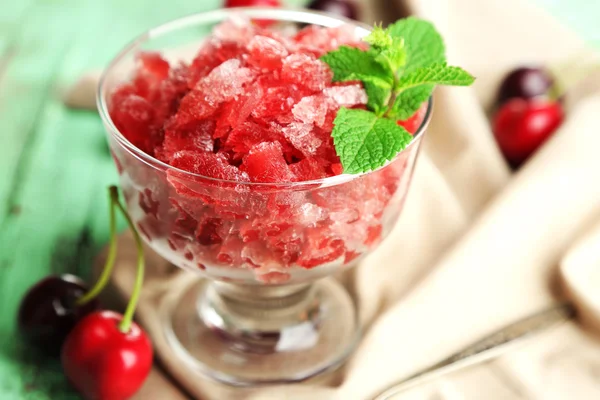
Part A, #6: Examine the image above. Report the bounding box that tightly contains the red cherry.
[62,311,153,400]
[224,0,280,7]
[397,102,428,134]
[493,98,564,168]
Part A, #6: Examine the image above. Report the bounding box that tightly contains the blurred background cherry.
[497,66,556,105]
[308,0,359,20]
[492,66,565,169]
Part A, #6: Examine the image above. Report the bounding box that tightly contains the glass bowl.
[98,7,431,386]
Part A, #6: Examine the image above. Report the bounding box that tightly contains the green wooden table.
[0,0,597,398]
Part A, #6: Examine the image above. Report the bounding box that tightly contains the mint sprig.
[321,18,475,174]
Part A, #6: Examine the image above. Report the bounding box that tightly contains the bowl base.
[160,277,359,386]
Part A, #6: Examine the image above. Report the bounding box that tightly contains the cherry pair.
[18,186,152,400]
[492,67,564,168]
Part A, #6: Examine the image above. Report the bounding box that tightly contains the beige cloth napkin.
[561,219,600,334]
[391,217,600,400]
[79,0,600,399]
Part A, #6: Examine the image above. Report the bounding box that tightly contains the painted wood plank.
[0,0,233,397]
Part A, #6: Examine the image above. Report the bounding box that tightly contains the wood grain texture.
[0,1,221,398]
[0,0,595,398]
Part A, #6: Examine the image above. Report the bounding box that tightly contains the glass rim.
[97,7,432,188]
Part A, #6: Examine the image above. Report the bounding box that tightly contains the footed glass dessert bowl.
[98,8,430,386]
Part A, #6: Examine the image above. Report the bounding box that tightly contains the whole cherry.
[18,274,99,355]
[493,98,564,168]
[62,186,152,400]
[61,311,153,400]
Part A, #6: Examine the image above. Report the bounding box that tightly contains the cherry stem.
[111,187,145,334]
[76,187,118,306]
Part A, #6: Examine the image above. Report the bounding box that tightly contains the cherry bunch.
[18,186,152,400]
[492,67,564,168]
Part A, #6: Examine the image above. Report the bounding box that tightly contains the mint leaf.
[398,63,475,88]
[332,108,413,174]
[389,64,474,118]
[387,17,445,74]
[362,76,392,116]
[321,46,393,113]
[364,25,393,49]
[391,84,434,119]
[372,38,406,74]
[365,26,407,74]
[320,46,390,83]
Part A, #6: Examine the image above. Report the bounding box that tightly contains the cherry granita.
[108,18,424,284]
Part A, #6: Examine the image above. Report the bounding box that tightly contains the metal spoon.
[372,303,575,400]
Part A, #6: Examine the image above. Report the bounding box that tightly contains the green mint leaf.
[387,17,445,74]
[332,108,413,174]
[391,84,434,119]
[372,37,406,74]
[361,76,393,116]
[321,46,394,113]
[397,63,475,88]
[390,64,473,118]
[320,46,390,83]
[365,25,394,49]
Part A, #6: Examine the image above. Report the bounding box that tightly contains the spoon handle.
[373,303,575,400]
